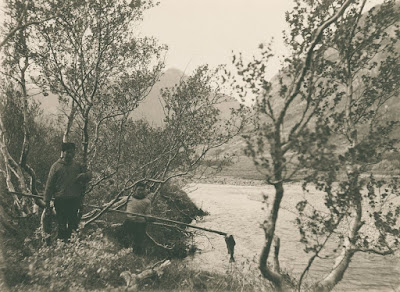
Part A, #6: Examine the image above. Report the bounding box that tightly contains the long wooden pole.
[7,191,228,236]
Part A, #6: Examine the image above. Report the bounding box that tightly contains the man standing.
[124,181,152,254]
[44,142,91,241]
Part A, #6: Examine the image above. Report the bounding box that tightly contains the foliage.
[1,85,37,163]
[0,89,62,188]
[150,259,274,292]
[229,0,400,291]
[83,65,245,221]
[0,0,40,202]
[156,65,244,181]
[32,0,166,172]
[28,1,244,216]
[3,185,271,292]
[153,182,208,223]
[0,0,247,291]
[14,229,143,291]
[102,181,207,259]
[1,0,245,224]
[0,0,66,49]
[294,1,400,290]
[144,183,207,258]
[9,229,276,292]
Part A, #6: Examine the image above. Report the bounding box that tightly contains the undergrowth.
[2,183,274,291]
[8,228,275,291]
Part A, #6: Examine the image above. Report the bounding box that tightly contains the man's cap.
[61,142,76,152]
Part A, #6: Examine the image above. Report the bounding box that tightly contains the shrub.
[13,229,147,291]
[153,182,208,222]
[13,230,276,292]
[104,181,207,259]
[142,182,207,258]
[149,260,274,292]
[4,181,211,291]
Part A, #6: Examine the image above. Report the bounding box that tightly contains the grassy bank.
[1,183,273,292]
[8,229,273,292]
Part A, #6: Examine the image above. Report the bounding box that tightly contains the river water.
[187,183,400,292]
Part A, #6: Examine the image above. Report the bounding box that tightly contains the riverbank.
[187,182,400,292]
[192,173,400,187]
[0,181,274,292]
[190,176,267,186]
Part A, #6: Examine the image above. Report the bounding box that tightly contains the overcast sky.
[0,0,385,77]
[0,0,385,90]
[139,0,384,77]
[139,0,295,77]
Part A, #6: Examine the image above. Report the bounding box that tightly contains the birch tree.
[34,0,165,171]
[0,0,64,49]
[230,0,361,290]
[83,65,246,225]
[31,0,166,214]
[0,0,52,214]
[294,1,400,291]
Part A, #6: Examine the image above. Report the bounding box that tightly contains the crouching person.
[123,181,152,254]
[43,142,92,242]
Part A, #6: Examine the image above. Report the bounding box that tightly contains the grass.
[1,182,275,292]
[5,227,274,292]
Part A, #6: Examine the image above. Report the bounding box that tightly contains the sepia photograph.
[0,0,399,291]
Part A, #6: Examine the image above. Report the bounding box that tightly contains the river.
[187,183,400,292]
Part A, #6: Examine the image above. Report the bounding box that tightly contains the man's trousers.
[54,197,81,241]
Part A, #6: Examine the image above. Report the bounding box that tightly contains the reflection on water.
[187,183,400,292]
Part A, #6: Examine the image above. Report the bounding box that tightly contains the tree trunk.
[63,101,77,143]
[313,245,355,292]
[314,176,363,292]
[313,213,361,292]
[18,72,42,210]
[0,100,35,215]
[82,107,90,171]
[18,62,30,169]
[0,157,11,291]
[259,181,285,291]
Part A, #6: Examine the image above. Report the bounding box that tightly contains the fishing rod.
[9,190,236,261]
[7,191,228,236]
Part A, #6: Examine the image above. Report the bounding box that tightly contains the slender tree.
[83,65,246,225]
[0,0,65,49]
[31,0,166,216]
[0,1,65,288]
[0,0,51,213]
[230,0,362,290]
[34,0,165,170]
[294,1,400,291]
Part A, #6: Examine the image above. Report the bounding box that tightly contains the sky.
[139,0,295,77]
[0,0,385,105]
[0,0,296,109]
[0,0,385,78]
[138,0,384,77]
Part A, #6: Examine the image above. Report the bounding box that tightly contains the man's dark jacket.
[44,159,89,203]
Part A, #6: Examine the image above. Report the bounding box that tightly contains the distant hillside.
[36,68,242,126]
[35,91,59,115]
[133,68,185,126]
[214,5,400,181]
[134,68,242,126]
[35,68,186,119]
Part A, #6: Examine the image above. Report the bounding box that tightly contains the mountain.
[37,67,242,126]
[35,68,186,118]
[133,68,185,126]
[134,68,242,126]
[216,4,400,180]
[35,91,59,115]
